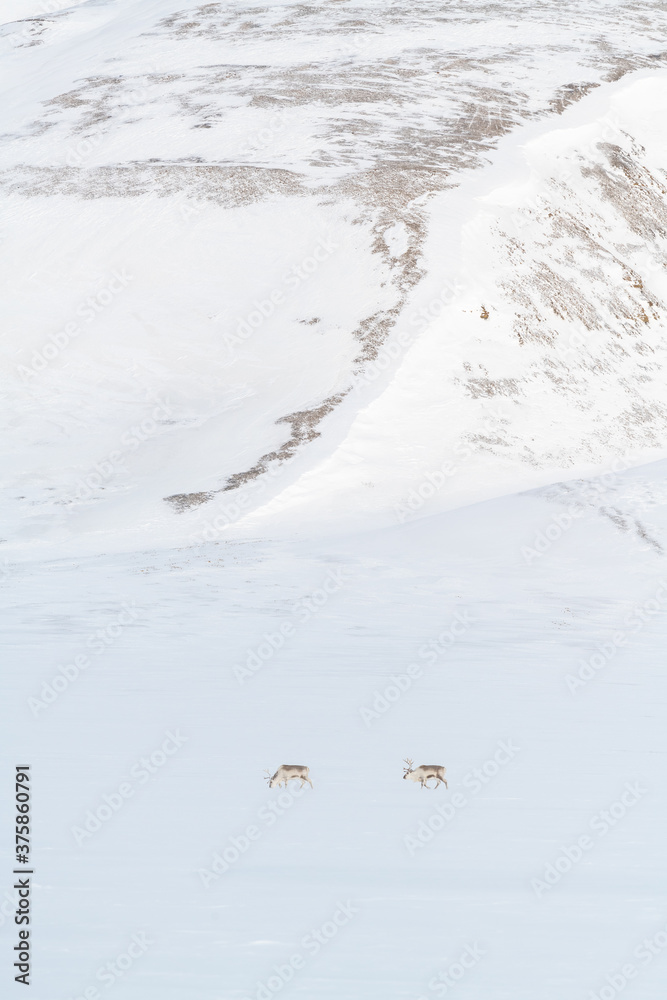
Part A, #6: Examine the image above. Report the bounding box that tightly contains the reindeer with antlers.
[403,759,447,789]
[264,765,313,789]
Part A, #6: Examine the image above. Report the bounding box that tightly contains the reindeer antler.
[263,769,272,782]
[403,758,414,771]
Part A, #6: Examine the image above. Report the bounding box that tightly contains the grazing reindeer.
[264,765,313,789]
[403,758,447,789]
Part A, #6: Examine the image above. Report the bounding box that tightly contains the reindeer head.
[403,758,414,779]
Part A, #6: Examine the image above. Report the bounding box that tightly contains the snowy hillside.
[2,0,667,546]
[2,1,667,999]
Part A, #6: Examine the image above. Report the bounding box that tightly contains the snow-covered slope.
[3,3,667,1000]
[2,0,667,550]
[246,73,667,534]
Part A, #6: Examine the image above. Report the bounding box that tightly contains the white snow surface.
[2,1,667,998]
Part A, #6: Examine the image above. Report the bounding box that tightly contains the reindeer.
[403,759,447,789]
[264,765,313,789]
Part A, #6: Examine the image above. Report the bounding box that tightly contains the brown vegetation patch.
[164,393,348,511]
[0,164,306,206]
